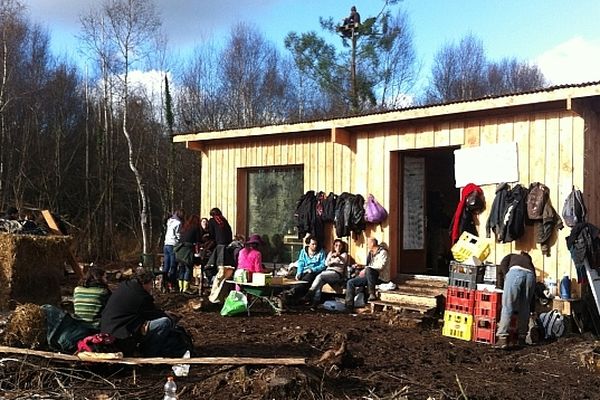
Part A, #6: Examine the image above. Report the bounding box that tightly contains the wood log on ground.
[0,345,305,366]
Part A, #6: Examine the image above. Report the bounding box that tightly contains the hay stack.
[2,303,46,348]
[0,233,71,310]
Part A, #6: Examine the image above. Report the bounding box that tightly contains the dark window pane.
[247,166,303,263]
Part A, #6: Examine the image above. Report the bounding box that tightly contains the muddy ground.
[2,274,600,400]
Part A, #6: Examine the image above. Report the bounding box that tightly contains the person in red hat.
[237,234,266,280]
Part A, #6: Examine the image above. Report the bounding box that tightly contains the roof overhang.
[173,82,600,152]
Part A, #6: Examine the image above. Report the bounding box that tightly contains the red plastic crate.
[445,287,476,314]
[473,316,497,344]
[474,290,502,320]
[473,315,518,345]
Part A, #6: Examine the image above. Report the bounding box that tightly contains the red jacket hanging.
[451,183,484,244]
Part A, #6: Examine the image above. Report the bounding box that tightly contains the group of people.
[278,235,390,311]
[71,265,191,357]
[163,207,232,293]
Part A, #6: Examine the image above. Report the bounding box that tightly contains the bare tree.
[424,34,547,104]
[79,0,162,256]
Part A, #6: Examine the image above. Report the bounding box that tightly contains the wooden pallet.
[369,300,431,314]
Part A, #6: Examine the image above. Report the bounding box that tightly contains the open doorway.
[397,147,459,276]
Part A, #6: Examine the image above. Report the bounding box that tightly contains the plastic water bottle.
[560,273,571,300]
[163,376,177,400]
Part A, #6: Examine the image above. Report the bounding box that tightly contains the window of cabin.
[245,165,303,263]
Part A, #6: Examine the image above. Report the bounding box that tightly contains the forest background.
[0,0,553,261]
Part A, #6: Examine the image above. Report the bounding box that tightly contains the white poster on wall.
[454,142,519,188]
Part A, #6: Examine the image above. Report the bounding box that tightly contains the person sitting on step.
[345,237,389,310]
[303,239,348,309]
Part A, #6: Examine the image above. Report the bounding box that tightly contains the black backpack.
[562,188,586,227]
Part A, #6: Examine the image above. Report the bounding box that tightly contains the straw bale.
[0,233,71,310]
[2,303,46,349]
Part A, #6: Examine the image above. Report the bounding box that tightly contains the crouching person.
[495,251,536,349]
[345,238,389,310]
[100,268,192,357]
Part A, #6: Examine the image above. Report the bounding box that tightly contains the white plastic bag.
[172,350,191,377]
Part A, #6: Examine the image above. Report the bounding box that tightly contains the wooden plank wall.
[199,107,588,284]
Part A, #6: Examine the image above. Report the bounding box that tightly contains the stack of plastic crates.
[442,262,485,341]
[472,289,518,345]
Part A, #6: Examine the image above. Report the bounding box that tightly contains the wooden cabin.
[174,82,600,292]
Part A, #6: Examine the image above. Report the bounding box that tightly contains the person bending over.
[495,251,536,349]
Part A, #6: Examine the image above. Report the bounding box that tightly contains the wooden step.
[396,274,449,289]
[378,291,439,309]
[369,300,431,314]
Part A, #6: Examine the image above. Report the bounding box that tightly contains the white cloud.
[536,37,600,85]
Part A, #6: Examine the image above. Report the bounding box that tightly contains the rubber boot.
[179,280,184,292]
[182,280,189,293]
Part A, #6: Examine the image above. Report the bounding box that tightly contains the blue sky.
[24,0,600,97]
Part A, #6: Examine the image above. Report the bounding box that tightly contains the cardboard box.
[252,272,272,286]
[552,298,580,316]
[270,276,284,285]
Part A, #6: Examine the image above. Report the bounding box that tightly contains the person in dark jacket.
[495,252,536,349]
[177,214,203,293]
[208,207,233,246]
[100,268,190,357]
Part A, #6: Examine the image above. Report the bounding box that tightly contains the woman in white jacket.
[163,209,184,292]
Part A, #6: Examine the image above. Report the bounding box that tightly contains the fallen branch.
[0,345,305,366]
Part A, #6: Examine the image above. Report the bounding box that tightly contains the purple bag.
[364,194,388,224]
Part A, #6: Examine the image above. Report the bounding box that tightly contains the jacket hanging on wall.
[535,199,563,256]
[321,192,337,222]
[294,190,316,238]
[566,222,600,283]
[527,182,549,220]
[485,183,528,243]
[334,192,366,238]
[450,183,484,244]
[562,187,587,227]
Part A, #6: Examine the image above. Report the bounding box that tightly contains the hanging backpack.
[364,194,388,224]
[539,309,565,339]
[562,187,587,227]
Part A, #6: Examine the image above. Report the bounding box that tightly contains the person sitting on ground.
[303,239,348,308]
[345,237,390,309]
[283,235,327,304]
[100,268,192,357]
[73,266,111,330]
[237,234,266,281]
[495,251,536,349]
